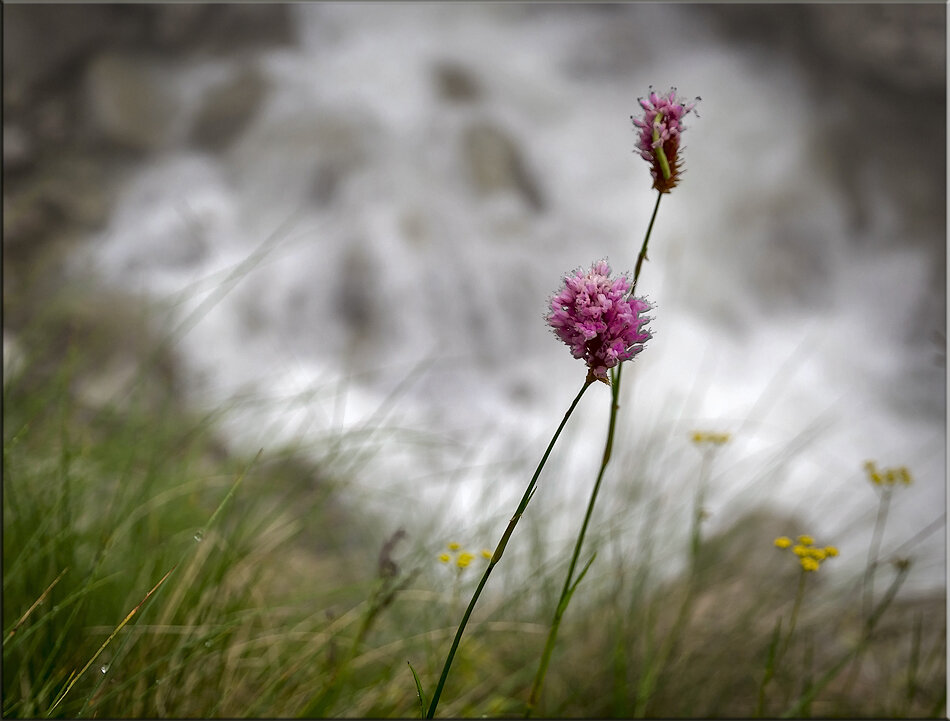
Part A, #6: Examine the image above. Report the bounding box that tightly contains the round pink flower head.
[547,260,652,384]
[631,87,699,194]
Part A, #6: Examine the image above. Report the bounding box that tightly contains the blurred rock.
[2,5,142,100]
[3,154,111,250]
[805,5,945,94]
[2,332,25,387]
[147,4,215,50]
[335,243,378,359]
[3,124,34,173]
[701,4,945,94]
[83,53,177,152]
[190,65,268,152]
[432,61,482,103]
[304,117,370,207]
[180,5,295,55]
[462,120,544,211]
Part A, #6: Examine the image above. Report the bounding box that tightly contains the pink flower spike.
[631,87,699,194]
[547,261,652,384]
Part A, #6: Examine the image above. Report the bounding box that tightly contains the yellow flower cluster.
[438,543,493,569]
[690,431,731,446]
[774,535,839,572]
[863,460,912,487]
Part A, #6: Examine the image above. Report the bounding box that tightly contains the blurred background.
[4,2,946,593]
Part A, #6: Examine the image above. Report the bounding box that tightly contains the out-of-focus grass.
[3,271,945,718]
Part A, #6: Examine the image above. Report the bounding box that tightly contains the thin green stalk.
[756,570,807,716]
[631,447,713,717]
[690,449,713,575]
[903,612,922,713]
[756,617,784,717]
[782,570,807,659]
[632,192,663,296]
[862,486,892,620]
[425,379,594,719]
[837,485,894,710]
[525,191,663,717]
[47,564,178,715]
[631,580,693,718]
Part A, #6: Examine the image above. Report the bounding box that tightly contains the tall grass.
[3,254,944,718]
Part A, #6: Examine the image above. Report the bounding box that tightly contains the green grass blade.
[408,660,427,718]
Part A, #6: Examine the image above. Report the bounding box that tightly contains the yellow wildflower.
[797,535,814,546]
[824,546,838,557]
[448,542,460,551]
[774,536,792,549]
[899,467,912,485]
[792,545,808,557]
[800,557,820,572]
[438,553,451,563]
[457,552,475,568]
[481,549,493,560]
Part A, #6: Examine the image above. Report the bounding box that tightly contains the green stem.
[632,193,663,297]
[835,486,895,710]
[862,487,892,620]
[755,616,784,717]
[525,191,663,717]
[525,377,620,716]
[632,447,711,717]
[781,570,807,660]
[425,379,593,719]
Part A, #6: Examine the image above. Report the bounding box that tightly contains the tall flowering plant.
[419,87,697,719]
[526,87,697,716]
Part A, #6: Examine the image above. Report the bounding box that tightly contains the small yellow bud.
[899,467,912,485]
[447,542,460,551]
[691,431,704,444]
[824,546,839,557]
[792,545,808,557]
[481,549,493,560]
[457,552,475,568]
[774,536,792,549]
[438,553,450,563]
[885,469,897,485]
[797,535,814,546]
[800,557,820,572]
[809,548,827,561]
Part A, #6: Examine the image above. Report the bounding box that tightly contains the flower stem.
[632,192,663,296]
[781,569,808,659]
[863,487,892,620]
[525,190,663,717]
[425,379,594,719]
[836,485,893,707]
